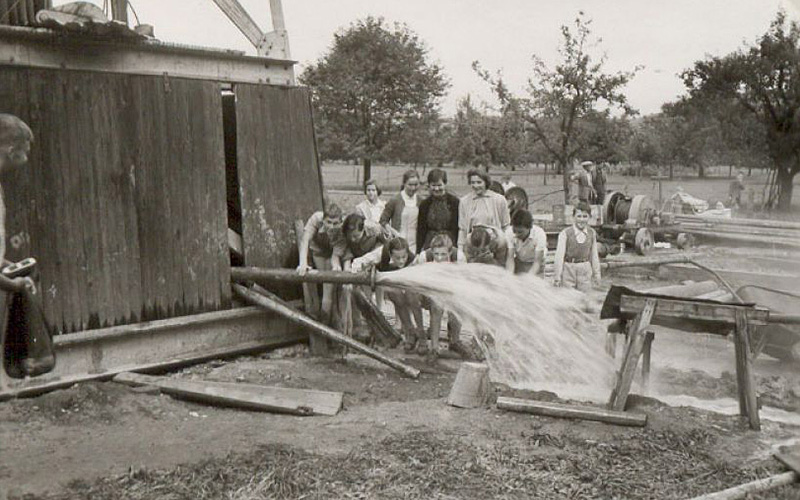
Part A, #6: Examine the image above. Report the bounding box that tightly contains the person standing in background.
[380,170,421,253]
[355,179,386,225]
[593,163,608,205]
[416,168,460,253]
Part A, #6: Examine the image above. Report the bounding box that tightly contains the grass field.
[321,163,800,220]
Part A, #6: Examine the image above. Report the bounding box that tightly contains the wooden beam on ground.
[608,298,656,411]
[619,295,769,326]
[689,471,798,500]
[673,214,800,231]
[775,444,800,475]
[734,309,760,430]
[211,0,265,49]
[497,397,647,427]
[0,307,306,400]
[113,372,343,416]
[0,26,296,85]
[233,283,420,379]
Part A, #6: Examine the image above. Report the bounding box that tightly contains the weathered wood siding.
[236,85,324,269]
[0,68,231,333]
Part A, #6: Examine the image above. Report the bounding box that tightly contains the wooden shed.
[0,2,322,361]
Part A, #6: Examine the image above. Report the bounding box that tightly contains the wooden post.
[734,309,760,430]
[608,298,656,411]
[498,397,648,427]
[269,0,286,31]
[294,220,327,356]
[641,330,654,392]
[110,0,128,24]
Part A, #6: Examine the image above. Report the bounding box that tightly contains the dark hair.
[573,201,591,215]
[469,226,494,248]
[488,180,505,195]
[427,168,448,185]
[342,213,365,236]
[511,209,533,229]
[466,168,491,188]
[401,170,420,190]
[0,114,33,147]
[387,237,410,254]
[363,178,382,196]
[429,234,454,250]
[323,202,343,219]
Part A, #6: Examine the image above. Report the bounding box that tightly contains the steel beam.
[0,306,307,400]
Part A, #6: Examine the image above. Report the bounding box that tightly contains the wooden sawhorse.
[607,295,770,430]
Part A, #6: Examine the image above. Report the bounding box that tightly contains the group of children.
[297,167,602,361]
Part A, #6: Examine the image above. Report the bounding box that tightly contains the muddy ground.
[1,247,800,499]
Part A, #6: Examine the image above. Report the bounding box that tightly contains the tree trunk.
[561,160,571,204]
[543,163,547,186]
[669,164,673,180]
[776,166,796,212]
[362,157,372,184]
[697,163,705,178]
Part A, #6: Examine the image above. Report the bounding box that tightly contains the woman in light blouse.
[379,170,421,254]
[457,168,511,251]
[355,179,386,225]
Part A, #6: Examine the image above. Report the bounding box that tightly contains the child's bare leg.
[405,292,427,354]
[312,255,334,324]
[386,290,416,349]
[428,301,444,353]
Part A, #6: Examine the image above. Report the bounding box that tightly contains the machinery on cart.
[596,191,694,256]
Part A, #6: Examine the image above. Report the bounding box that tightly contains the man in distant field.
[0,114,34,292]
[728,172,746,209]
[578,161,596,204]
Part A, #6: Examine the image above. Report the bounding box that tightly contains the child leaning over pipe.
[552,201,601,292]
[510,209,547,277]
[412,234,472,361]
[464,224,514,271]
[350,237,426,354]
[297,202,344,325]
[333,213,386,342]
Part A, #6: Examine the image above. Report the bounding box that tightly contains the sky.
[55,0,800,117]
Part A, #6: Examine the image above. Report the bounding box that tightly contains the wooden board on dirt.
[113,372,343,416]
[775,444,800,475]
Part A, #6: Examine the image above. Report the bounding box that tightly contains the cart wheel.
[676,232,695,250]
[634,228,654,255]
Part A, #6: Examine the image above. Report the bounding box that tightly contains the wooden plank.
[236,86,324,273]
[113,371,342,416]
[352,287,402,348]
[775,444,800,475]
[619,295,769,326]
[0,30,296,85]
[498,397,648,427]
[734,309,760,430]
[689,472,797,499]
[608,298,656,411]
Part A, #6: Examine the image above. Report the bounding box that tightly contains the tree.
[682,11,800,210]
[301,17,449,181]
[475,12,638,202]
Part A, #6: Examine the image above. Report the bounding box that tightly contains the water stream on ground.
[379,263,615,395]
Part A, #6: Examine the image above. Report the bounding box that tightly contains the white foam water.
[378,263,615,393]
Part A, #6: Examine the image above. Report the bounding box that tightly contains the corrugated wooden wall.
[0,68,231,333]
[0,0,50,26]
[236,85,324,269]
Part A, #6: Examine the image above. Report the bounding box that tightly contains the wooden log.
[113,372,343,416]
[619,295,770,326]
[681,230,800,249]
[673,213,800,231]
[601,254,694,270]
[447,362,490,408]
[233,284,420,379]
[497,397,648,427]
[678,223,800,240]
[775,444,800,474]
[351,288,402,348]
[734,309,760,430]
[689,471,798,500]
[608,298,656,411]
[232,266,374,287]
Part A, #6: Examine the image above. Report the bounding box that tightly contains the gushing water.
[378,263,616,395]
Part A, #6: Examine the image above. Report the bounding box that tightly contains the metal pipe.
[232,267,375,287]
[767,313,800,325]
[601,254,693,270]
[232,284,420,379]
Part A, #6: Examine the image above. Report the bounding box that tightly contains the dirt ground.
[2,173,800,499]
